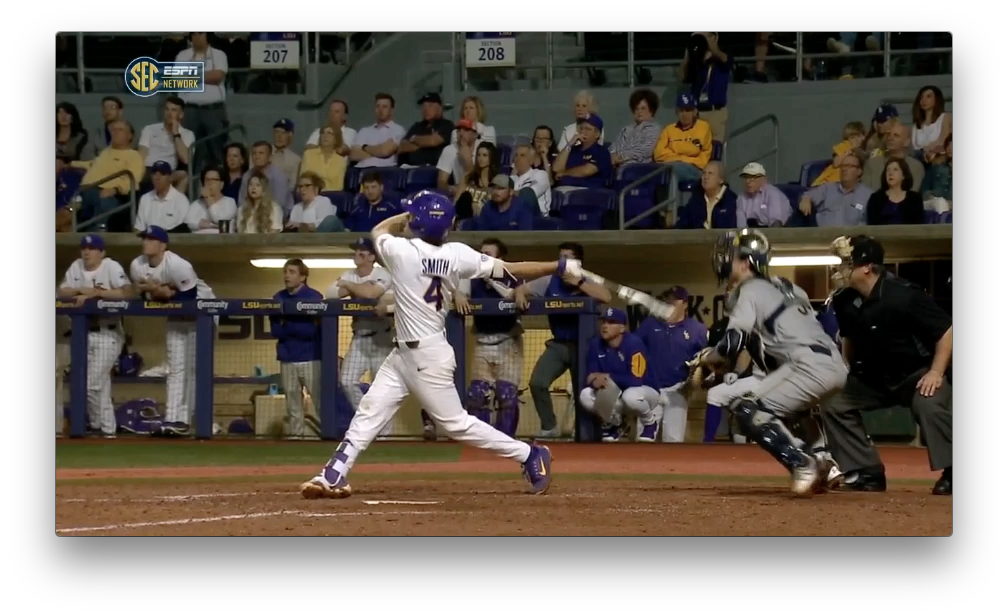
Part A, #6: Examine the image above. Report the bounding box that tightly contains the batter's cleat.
[158,421,190,436]
[601,424,622,443]
[790,455,821,497]
[299,475,353,499]
[931,467,952,496]
[521,444,552,495]
[813,451,843,492]
[638,421,659,443]
[838,464,887,492]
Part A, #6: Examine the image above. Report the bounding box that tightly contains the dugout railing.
[57,297,603,442]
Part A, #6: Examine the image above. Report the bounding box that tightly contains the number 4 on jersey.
[424,279,444,310]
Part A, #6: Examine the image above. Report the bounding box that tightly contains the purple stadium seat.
[346,166,403,193]
[776,183,805,211]
[613,163,668,229]
[512,135,531,145]
[799,159,832,187]
[457,217,478,231]
[712,140,724,162]
[554,188,615,230]
[496,135,516,147]
[924,210,939,224]
[322,191,354,217]
[499,164,512,176]
[497,144,513,166]
[532,216,563,231]
[939,211,952,224]
[403,167,439,193]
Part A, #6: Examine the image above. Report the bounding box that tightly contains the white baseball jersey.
[326,266,393,334]
[60,258,131,327]
[374,235,495,342]
[129,251,215,299]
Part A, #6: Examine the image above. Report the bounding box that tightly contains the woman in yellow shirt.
[299,125,347,191]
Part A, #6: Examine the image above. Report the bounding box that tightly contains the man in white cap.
[735,162,791,228]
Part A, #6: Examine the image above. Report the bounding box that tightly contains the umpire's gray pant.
[820,369,953,473]
[280,360,321,437]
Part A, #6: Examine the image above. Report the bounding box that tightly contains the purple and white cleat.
[638,421,659,443]
[300,445,354,499]
[521,443,553,495]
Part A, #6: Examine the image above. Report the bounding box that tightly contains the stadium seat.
[553,188,615,230]
[512,135,531,145]
[924,210,939,224]
[939,211,952,224]
[776,183,805,211]
[322,191,354,217]
[403,167,439,193]
[712,140,724,162]
[346,166,403,193]
[798,159,832,187]
[496,135,516,147]
[497,144,513,166]
[457,217,479,231]
[613,163,669,229]
[532,216,563,230]
[500,164,512,176]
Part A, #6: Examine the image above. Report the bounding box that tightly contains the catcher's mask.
[711,228,771,286]
[829,234,884,288]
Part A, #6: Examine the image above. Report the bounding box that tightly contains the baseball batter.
[579,307,660,442]
[454,237,524,438]
[696,229,848,495]
[130,225,216,436]
[300,190,574,499]
[327,237,395,436]
[57,234,132,437]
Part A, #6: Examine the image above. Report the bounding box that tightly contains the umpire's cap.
[849,235,885,266]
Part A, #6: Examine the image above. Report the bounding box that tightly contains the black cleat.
[932,467,952,495]
[838,464,887,492]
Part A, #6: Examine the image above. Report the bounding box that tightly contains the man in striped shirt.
[610,89,662,167]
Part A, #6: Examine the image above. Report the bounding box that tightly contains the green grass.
[55,441,463,469]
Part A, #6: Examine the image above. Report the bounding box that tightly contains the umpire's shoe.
[838,464,887,492]
[522,443,553,495]
[932,466,952,495]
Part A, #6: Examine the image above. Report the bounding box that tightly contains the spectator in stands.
[77,119,145,229]
[56,155,82,232]
[558,90,605,149]
[926,133,953,203]
[866,158,925,225]
[91,96,125,158]
[240,141,294,211]
[287,171,342,232]
[676,161,738,229]
[222,142,248,202]
[653,93,713,184]
[176,32,229,173]
[455,141,500,218]
[554,114,612,191]
[510,144,552,216]
[449,95,497,147]
[736,162,791,227]
[299,127,347,192]
[516,242,613,438]
[609,88,661,167]
[911,86,952,161]
[133,161,192,233]
[185,166,238,233]
[798,153,872,227]
[865,104,899,159]
[345,171,400,232]
[863,124,925,192]
[271,119,301,190]
[306,100,355,156]
[138,96,195,192]
[532,125,559,179]
[350,92,406,169]
[679,33,733,143]
[56,102,89,161]
[813,122,867,187]
[474,175,534,231]
[436,119,478,191]
[235,171,283,234]
[399,92,454,167]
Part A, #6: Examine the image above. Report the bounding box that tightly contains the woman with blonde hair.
[557,90,605,149]
[235,170,284,234]
[299,125,348,191]
[449,95,497,146]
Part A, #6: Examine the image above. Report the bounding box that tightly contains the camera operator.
[820,235,953,496]
[678,32,733,143]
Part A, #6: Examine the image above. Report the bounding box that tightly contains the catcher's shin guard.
[466,380,493,425]
[729,395,813,471]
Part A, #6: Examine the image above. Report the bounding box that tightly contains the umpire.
[821,235,953,495]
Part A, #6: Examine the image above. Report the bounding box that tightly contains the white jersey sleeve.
[374,233,411,273]
[106,260,130,289]
[128,256,145,284]
[61,260,83,289]
[453,242,496,280]
[372,267,392,293]
[164,253,198,292]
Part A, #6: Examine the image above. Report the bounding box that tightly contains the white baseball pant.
[165,320,196,424]
[658,386,690,443]
[56,339,70,435]
[280,360,322,437]
[579,385,661,426]
[87,328,125,435]
[340,332,393,434]
[707,374,766,443]
[337,334,531,473]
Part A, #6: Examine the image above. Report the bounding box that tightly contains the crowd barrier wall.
[56,297,603,442]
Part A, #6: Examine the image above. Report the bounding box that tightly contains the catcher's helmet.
[405,189,455,242]
[711,228,771,285]
[829,234,884,288]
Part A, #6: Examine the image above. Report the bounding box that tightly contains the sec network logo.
[125,56,205,98]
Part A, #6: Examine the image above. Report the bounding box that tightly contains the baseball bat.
[580,269,675,320]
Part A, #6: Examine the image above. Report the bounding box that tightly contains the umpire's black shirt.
[833,273,952,388]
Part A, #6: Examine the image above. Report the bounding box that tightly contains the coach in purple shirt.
[735,162,790,227]
[239,140,294,213]
[476,175,534,231]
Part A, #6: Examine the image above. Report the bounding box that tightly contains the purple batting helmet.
[406,189,455,241]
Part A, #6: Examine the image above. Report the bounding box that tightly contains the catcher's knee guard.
[493,380,520,438]
[730,395,813,471]
[466,380,493,425]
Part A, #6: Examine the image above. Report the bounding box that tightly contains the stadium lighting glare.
[768,255,841,267]
[250,258,357,269]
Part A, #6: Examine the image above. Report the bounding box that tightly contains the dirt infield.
[55,443,952,536]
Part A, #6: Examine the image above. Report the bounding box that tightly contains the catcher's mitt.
[682,349,726,396]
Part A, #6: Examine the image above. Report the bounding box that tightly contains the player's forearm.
[372,212,411,241]
[98,285,134,299]
[578,280,612,303]
[57,286,81,298]
[930,327,952,374]
[503,261,559,280]
[343,281,384,300]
